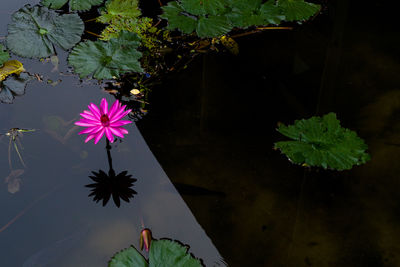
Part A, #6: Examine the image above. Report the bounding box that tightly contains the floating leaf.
[97,0,141,24]
[6,5,84,59]
[41,0,104,11]
[109,239,202,267]
[277,0,320,21]
[160,2,198,34]
[68,31,143,79]
[161,0,232,38]
[0,60,25,81]
[274,113,370,170]
[0,72,32,104]
[149,240,203,267]
[0,44,10,66]
[109,246,148,267]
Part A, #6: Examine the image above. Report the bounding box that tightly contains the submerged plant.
[274,113,370,171]
[41,0,104,11]
[68,31,143,79]
[75,98,132,144]
[0,44,10,66]
[109,238,203,267]
[6,5,84,58]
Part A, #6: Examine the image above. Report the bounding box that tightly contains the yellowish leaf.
[0,60,25,81]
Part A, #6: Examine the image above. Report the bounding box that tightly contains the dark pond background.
[2,0,400,266]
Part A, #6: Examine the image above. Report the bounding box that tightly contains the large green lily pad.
[0,72,32,104]
[68,31,143,79]
[109,239,203,267]
[274,113,370,170]
[41,0,104,11]
[6,5,84,58]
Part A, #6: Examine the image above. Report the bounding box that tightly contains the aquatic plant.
[0,44,10,66]
[6,5,84,58]
[75,98,132,144]
[68,31,143,79]
[41,0,104,11]
[160,0,320,37]
[0,74,30,104]
[274,113,370,170]
[109,238,203,267]
[0,60,24,82]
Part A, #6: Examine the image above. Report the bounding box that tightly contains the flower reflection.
[86,169,137,208]
[85,139,137,207]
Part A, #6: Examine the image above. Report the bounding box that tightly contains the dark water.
[0,1,225,266]
[136,1,400,266]
[2,0,400,267]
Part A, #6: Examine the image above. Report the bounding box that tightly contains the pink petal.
[110,109,132,123]
[80,112,98,121]
[105,127,114,143]
[94,128,105,144]
[85,134,95,143]
[100,98,108,115]
[119,128,128,134]
[88,103,101,119]
[109,104,127,121]
[108,100,120,119]
[75,118,101,126]
[109,127,125,138]
[78,126,103,135]
[75,121,100,127]
[110,120,132,127]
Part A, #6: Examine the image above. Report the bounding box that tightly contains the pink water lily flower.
[75,98,132,144]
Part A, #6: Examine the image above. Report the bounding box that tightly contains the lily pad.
[0,72,32,104]
[109,239,203,267]
[68,31,143,79]
[274,113,370,170]
[6,5,84,58]
[41,0,104,11]
[277,0,320,21]
[0,44,10,66]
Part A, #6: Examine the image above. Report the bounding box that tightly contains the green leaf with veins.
[97,0,141,24]
[109,240,202,267]
[274,113,370,170]
[197,15,232,38]
[149,240,202,267]
[160,2,197,34]
[109,246,148,267]
[41,0,104,11]
[6,5,84,58]
[277,0,320,21]
[0,44,10,66]
[68,31,143,80]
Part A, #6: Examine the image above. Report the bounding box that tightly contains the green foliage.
[109,239,203,267]
[6,5,84,58]
[160,0,320,37]
[149,239,203,267]
[277,0,320,21]
[41,0,104,11]
[97,0,141,24]
[274,113,370,171]
[0,44,10,67]
[0,73,32,104]
[68,31,143,80]
[109,247,148,267]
